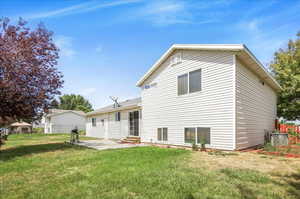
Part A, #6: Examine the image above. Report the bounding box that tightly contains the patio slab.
[74,139,148,150]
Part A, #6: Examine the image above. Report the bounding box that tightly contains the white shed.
[44,109,86,134]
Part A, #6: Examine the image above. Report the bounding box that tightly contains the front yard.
[1,134,300,199]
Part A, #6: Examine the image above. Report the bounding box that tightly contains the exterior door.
[129,111,139,136]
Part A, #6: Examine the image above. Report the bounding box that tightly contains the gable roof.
[86,97,141,116]
[46,109,86,118]
[10,122,32,127]
[136,44,282,92]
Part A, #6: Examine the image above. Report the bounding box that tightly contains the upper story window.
[178,69,202,96]
[115,112,121,121]
[170,53,182,66]
[92,118,97,127]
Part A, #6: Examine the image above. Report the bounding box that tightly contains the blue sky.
[1,0,300,109]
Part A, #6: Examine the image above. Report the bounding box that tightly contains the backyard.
[0,134,300,199]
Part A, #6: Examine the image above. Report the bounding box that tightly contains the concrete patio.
[74,139,148,150]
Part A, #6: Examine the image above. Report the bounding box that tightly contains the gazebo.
[10,122,32,134]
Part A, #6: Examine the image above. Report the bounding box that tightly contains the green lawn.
[1,134,300,199]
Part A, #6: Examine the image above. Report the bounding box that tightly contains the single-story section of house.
[44,109,86,134]
[86,44,281,150]
[86,98,142,141]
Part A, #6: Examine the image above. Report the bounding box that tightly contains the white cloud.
[136,0,191,25]
[25,0,142,20]
[130,0,231,26]
[54,35,76,58]
[95,45,103,54]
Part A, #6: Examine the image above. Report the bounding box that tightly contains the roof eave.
[136,44,282,92]
[86,105,141,117]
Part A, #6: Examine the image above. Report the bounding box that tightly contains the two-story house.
[86,44,281,150]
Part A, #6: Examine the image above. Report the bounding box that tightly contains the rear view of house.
[137,44,280,150]
[44,109,86,134]
[86,44,281,150]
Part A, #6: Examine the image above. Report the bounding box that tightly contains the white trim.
[136,44,281,92]
[232,54,237,150]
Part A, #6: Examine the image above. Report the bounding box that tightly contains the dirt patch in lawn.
[190,151,300,176]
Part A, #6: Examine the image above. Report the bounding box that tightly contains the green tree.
[270,32,300,120]
[58,94,93,113]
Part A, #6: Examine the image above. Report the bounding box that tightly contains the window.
[170,53,182,66]
[184,127,210,144]
[92,118,96,127]
[157,128,162,141]
[178,69,202,96]
[184,128,196,143]
[197,127,210,144]
[163,128,168,141]
[101,119,104,126]
[157,128,168,141]
[115,112,121,121]
[178,74,188,95]
[189,69,201,93]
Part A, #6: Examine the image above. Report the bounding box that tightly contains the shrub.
[192,142,198,151]
[32,128,44,134]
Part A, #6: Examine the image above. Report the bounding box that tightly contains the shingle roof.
[86,97,141,116]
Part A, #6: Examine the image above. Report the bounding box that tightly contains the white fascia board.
[136,44,244,87]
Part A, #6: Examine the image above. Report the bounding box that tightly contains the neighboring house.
[86,44,281,150]
[44,109,86,134]
[86,98,142,140]
[10,122,32,134]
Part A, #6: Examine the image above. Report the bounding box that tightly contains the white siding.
[45,112,86,133]
[86,114,108,138]
[86,108,142,139]
[236,59,277,149]
[140,50,235,150]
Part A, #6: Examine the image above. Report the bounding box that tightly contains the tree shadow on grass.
[0,143,84,161]
[272,172,300,198]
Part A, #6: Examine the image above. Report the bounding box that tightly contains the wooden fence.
[277,124,300,133]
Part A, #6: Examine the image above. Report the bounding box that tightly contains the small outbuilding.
[10,122,32,134]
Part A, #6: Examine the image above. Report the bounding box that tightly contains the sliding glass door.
[129,111,139,136]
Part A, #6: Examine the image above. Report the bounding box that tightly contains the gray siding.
[236,59,277,149]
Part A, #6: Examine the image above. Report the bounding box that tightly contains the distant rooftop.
[46,109,86,117]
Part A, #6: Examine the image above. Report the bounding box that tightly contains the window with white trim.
[184,127,210,144]
[157,128,168,141]
[178,69,202,96]
[92,118,97,127]
[115,112,121,121]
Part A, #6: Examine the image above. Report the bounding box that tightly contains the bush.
[32,128,44,134]
[192,142,198,151]
[79,130,86,135]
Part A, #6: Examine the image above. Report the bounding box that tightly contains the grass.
[1,134,300,199]
[263,143,300,155]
